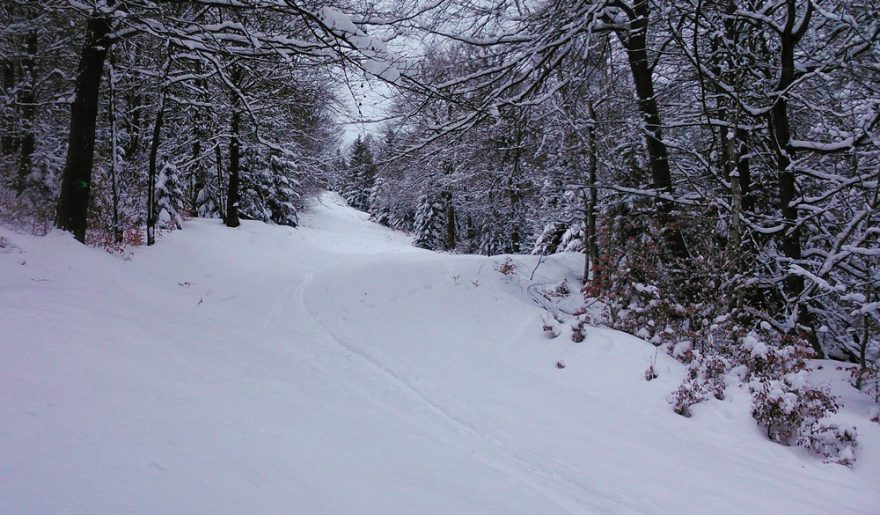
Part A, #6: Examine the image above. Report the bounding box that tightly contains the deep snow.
[1,192,878,514]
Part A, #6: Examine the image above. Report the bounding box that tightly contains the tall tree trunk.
[190,138,202,211]
[146,51,172,246]
[2,56,15,156]
[508,122,525,253]
[124,91,142,159]
[214,140,225,220]
[15,30,37,195]
[442,158,457,250]
[122,45,142,159]
[56,14,112,243]
[855,281,873,390]
[734,128,753,213]
[617,0,689,261]
[583,100,599,285]
[225,103,241,228]
[727,131,742,268]
[190,74,209,213]
[108,59,122,243]
[443,190,456,250]
[769,0,822,357]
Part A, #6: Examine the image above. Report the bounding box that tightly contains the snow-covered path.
[2,192,878,514]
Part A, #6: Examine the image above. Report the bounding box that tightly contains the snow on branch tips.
[316,6,401,83]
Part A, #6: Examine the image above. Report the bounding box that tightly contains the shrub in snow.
[645,361,658,381]
[672,339,695,363]
[542,321,560,339]
[570,319,586,343]
[554,279,571,296]
[736,333,814,380]
[738,336,858,465]
[497,257,516,276]
[648,320,858,464]
[797,423,858,466]
[749,374,836,444]
[670,352,728,417]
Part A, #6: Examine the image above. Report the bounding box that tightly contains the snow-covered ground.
[2,192,878,514]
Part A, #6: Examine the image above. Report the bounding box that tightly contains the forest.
[1,0,879,480]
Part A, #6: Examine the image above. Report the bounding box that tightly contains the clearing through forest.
[1,192,877,514]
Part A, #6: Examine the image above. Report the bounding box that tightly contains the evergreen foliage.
[155,161,184,231]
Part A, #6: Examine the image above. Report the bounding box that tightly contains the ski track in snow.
[1,192,878,514]
[298,271,608,514]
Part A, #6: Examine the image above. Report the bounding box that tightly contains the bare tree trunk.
[855,281,873,390]
[121,45,142,160]
[214,141,225,220]
[508,122,525,253]
[2,56,16,157]
[583,100,599,285]
[15,30,37,195]
[728,172,743,267]
[442,159,457,250]
[108,59,122,244]
[189,74,209,213]
[146,51,172,246]
[443,190,456,250]
[225,97,241,228]
[617,0,689,261]
[56,13,112,242]
[124,92,142,159]
[769,0,822,357]
[190,137,202,211]
[726,119,742,269]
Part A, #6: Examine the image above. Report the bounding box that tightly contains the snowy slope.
[1,192,878,514]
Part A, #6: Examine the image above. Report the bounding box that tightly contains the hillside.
[1,193,877,514]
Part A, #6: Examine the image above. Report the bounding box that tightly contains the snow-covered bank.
[1,193,877,514]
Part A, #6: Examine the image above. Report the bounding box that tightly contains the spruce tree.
[343,135,376,211]
[412,194,446,250]
[155,161,184,230]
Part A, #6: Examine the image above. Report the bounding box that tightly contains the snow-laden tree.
[267,153,300,227]
[155,161,184,231]
[343,135,377,211]
[412,194,446,250]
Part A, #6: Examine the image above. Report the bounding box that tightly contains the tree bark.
[15,30,37,195]
[190,137,202,212]
[443,190,456,250]
[617,0,689,261]
[225,100,241,228]
[214,141,225,220]
[727,135,742,268]
[2,56,16,156]
[583,100,599,285]
[108,59,122,243]
[768,0,822,357]
[55,14,112,242]
[146,51,171,246]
